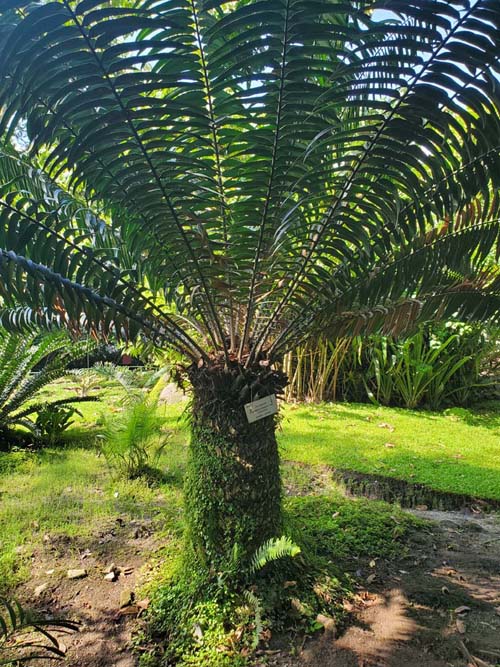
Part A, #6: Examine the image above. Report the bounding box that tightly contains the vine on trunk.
[185,360,288,568]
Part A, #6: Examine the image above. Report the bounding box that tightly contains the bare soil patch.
[17,517,161,667]
[261,509,500,667]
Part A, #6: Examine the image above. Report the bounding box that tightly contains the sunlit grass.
[1,377,499,596]
[280,402,500,500]
[0,380,188,593]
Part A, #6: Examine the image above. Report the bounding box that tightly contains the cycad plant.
[0,0,499,567]
[0,329,95,441]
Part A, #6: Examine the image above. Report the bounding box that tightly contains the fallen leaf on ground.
[456,619,466,634]
[454,606,471,614]
[117,605,139,617]
[378,422,394,431]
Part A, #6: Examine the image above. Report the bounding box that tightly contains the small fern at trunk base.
[249,536,301,574]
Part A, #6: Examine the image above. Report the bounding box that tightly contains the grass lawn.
[121,395,500,501]
[280,402,500,501]
[31,378,500,501]
[1,375,499,596]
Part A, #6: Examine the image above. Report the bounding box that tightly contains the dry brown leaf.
[456,619,466,634]
[454,606,471,615]
[117,605,139,616]
[378,422,395,431]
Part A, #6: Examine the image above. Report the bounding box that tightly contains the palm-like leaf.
[0,0,498,364]
[0,328,97,434]
[0,596,78,664]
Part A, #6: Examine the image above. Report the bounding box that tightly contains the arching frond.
[0,0,498,362]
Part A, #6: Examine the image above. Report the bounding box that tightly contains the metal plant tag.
[244,394,278,423]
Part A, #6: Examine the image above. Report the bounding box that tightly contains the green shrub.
[0,329,99,444]
[98,394,169,481]
[285,322,499,409]
[35,404,81,445]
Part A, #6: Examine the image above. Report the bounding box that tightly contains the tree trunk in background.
[185,362,287,568]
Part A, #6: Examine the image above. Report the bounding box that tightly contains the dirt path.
[19,508,500,667]
[263,509,500,667]
[19,517,160,667]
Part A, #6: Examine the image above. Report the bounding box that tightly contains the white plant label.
[244,394,278,423]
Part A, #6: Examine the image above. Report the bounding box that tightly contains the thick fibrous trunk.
[185,362,287,568]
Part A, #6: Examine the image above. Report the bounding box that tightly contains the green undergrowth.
[88,397,500,501]
[139,491,421,667]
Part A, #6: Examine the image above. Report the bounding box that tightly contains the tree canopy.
[0,0,499,364]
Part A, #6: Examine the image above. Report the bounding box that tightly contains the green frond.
[249,536,301,574]
[0,595,78,665]
[0,0,498,359]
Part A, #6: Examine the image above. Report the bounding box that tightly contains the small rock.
[67,569,87,580]
[192,623,203,641]
[45,569,55,575]
[104,563,117,574]
[34,583,48,597]
[104,572,117,582]
[119,589,134,608]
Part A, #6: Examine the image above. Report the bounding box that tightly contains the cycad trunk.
[185,362,287,568]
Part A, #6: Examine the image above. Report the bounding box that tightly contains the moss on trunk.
[184,362,287,568]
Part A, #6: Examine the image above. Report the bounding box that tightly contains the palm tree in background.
[0,0,499,566]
